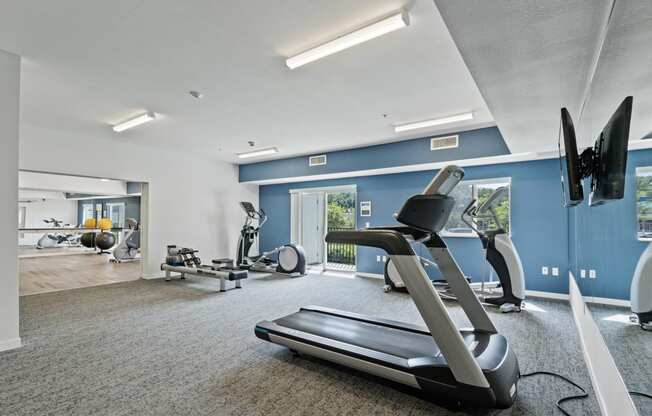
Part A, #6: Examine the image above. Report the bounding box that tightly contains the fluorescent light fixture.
[286,11,410,69]
[112,112,156,132]
[394,112,474,133]
[237,147,279,159]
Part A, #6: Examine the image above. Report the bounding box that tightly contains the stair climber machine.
[237,202,306,277]
[255,166,520,409]
[384,186,526,313]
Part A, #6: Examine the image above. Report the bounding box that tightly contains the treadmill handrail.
[327,228,492,388]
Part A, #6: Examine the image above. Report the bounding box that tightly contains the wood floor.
[19,254,141,296]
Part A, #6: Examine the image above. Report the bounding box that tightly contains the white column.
[0,49,21,352]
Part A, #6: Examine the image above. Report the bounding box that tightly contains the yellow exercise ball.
[97,218,113,231]
[83,218,97,228]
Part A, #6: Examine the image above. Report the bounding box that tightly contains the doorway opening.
[325,191,356,271]
[290,185,356,272]
[17,171,148,296]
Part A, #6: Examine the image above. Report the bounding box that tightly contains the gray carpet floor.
[2,271,644,415]
[592,304,652,415]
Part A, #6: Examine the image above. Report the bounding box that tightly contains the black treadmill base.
[262,338,516,410]
[255,306,519,409]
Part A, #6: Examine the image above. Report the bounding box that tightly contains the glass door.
[325,191,356,271]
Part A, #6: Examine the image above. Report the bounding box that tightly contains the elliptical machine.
[236,202,307,277]
[461,186,525,312]
[383,186,525,313]
[630,242,652,330]
[111,218,140,263]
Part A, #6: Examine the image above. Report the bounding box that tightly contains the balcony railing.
[326,227,356,266]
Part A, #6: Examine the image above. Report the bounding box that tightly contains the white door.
[301,193,325,265]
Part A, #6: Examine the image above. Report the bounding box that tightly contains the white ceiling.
[0,0,494,164]
[576,1,652,147]
[434,0,652,153]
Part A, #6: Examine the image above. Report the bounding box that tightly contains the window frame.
[106,202,126,228]
[439,177,512,238]
[81,203,95,224]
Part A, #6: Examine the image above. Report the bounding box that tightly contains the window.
[106,202,126,228]
[441,178,511,237]
[82,204,94,224]
[636,167,652,240]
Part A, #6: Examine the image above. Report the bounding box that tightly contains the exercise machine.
[383,186,525,312]
[111,218,140,263]
[630,242,652,330]
[255,166,519,409]
[162,245,248,292]
[237,201,307,277]
[36,218,81,249]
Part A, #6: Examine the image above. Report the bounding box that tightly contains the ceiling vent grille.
[430,135,458,151]
[309,155,327,166]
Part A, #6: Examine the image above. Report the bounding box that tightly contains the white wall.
[19,124,258,278]
[0,49,21,351]
[18,199,78,246]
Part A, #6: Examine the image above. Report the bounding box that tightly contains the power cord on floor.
[519,371,588,416]
[629,390,652,400]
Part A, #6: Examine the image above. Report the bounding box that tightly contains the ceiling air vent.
[430,135,458,151]
[309,155,327,166]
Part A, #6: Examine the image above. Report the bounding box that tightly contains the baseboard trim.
[356,272,384,280]
[0,337,22,352]
[142,272,165,280]
[525,290,569,300]
[354,275,630,307]
[583,296,630,307]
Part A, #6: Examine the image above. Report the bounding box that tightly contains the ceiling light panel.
[394,112,474,133]
[237,147,279,159]
[286,11,410,69]
[112,112,157,132]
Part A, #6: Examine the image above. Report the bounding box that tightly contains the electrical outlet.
[382,255,387,262]
[365,222,370,228]
[580,269,586,278]
[376,255,381,262]
[589,269,597,279]
[552,267,559,277]
[542,266,549,275]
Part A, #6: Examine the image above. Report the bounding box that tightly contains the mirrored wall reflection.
[566,0,652,411]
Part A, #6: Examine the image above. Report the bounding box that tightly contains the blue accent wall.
[257,147,652,300]
[77,196,141,225]
[240,127,509,182]
[568,148,652,300]
[259,158,570,295]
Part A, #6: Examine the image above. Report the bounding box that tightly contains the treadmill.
[255,166,520,409]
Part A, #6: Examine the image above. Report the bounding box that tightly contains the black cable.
[630,390,652,400]
[520,371,589,416]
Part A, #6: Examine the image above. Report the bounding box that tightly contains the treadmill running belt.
[274,310,442,359]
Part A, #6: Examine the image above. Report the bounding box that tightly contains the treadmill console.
[395,194,455,234]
